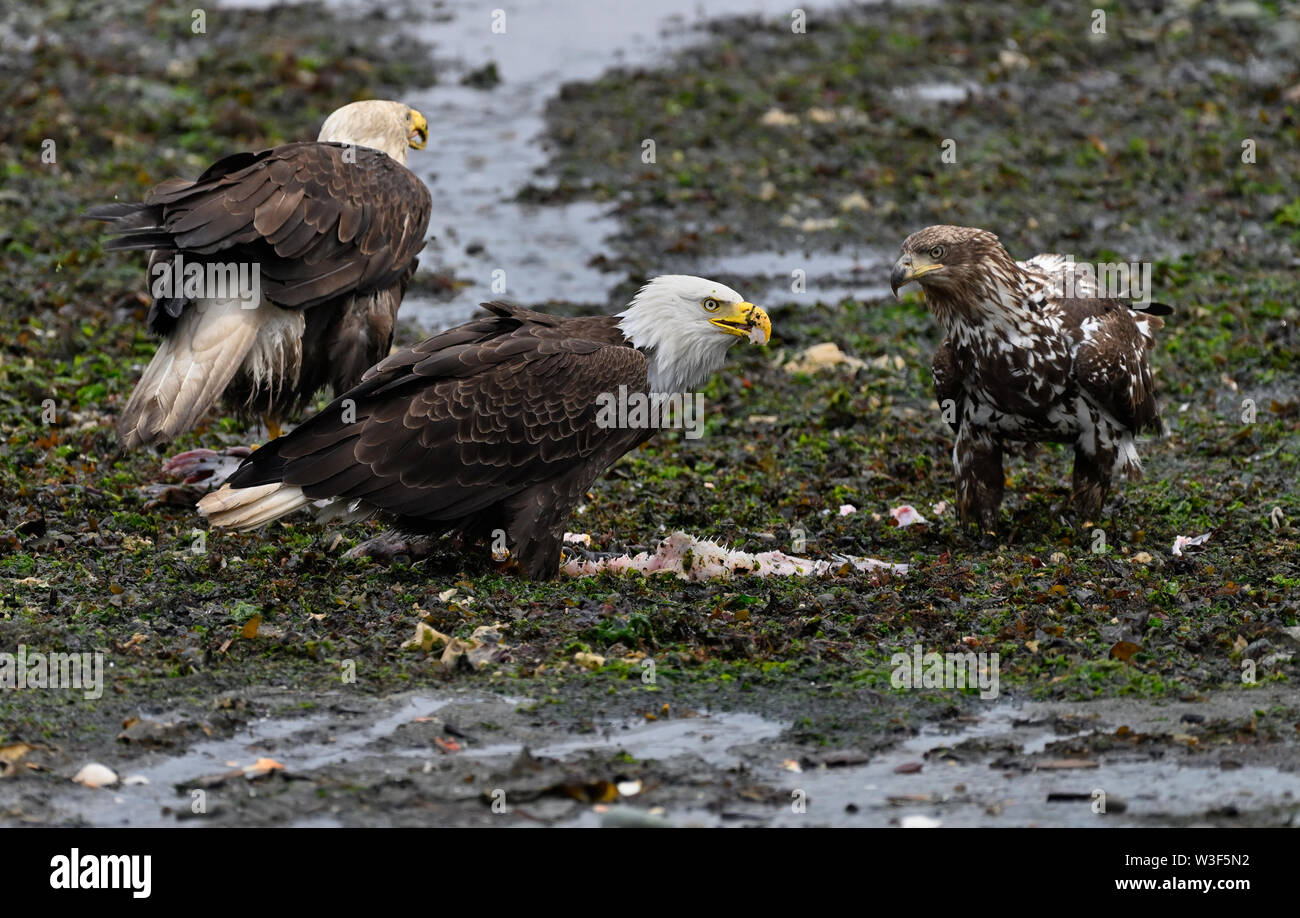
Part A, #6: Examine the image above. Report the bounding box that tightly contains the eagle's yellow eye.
[703,297,722,312]
[929,245,946,260]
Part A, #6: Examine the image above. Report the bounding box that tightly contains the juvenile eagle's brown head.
[890,225,1021,301]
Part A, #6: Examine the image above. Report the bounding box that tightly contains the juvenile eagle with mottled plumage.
[86,100,432,448]
[890,225,1172,531]
[197,276,771,580]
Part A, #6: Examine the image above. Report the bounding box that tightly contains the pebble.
[72,763,117,788]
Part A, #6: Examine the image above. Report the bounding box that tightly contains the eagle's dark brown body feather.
[893,226,1169,530]
[221,303,654,579]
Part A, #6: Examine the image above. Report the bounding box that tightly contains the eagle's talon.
[343,532,436,563]
[562,547,621,565]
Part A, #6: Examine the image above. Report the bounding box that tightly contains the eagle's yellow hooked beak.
[710,302,771,345]
[407,109,429,150]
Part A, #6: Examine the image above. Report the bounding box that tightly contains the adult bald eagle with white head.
[87,100,432,447]
[199,276,771,579]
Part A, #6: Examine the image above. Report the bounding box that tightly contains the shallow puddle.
[390,0,889,327]
[37,690,1300,827]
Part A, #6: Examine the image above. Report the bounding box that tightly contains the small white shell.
[900,814,942,829]
[72,763,118,788]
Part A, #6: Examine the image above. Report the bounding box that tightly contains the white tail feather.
[118,298,302,448]
[198,482,310,530]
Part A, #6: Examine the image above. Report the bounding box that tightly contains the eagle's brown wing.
[1065,300,1163,435]
[86,141,432,333]
[225,306,649,523]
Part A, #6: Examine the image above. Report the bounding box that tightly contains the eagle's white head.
[317,100,429,165]
[617,275,771,393]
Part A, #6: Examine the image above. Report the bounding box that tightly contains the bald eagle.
[86,100,433,447]
[197,276,771,579]
[890,225,1172,531]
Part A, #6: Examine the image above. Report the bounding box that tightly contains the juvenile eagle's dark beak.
[890,253,941,298]
[889,256,911,298]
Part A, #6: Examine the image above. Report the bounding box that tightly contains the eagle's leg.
[264,415,283,441]
[1071,442,1115,523]
[953,426,1004,534]
[506,529,564,581]
[343,531,438,563]
[500,477,592,579]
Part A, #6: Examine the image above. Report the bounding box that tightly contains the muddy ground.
[0,0,1297,827]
